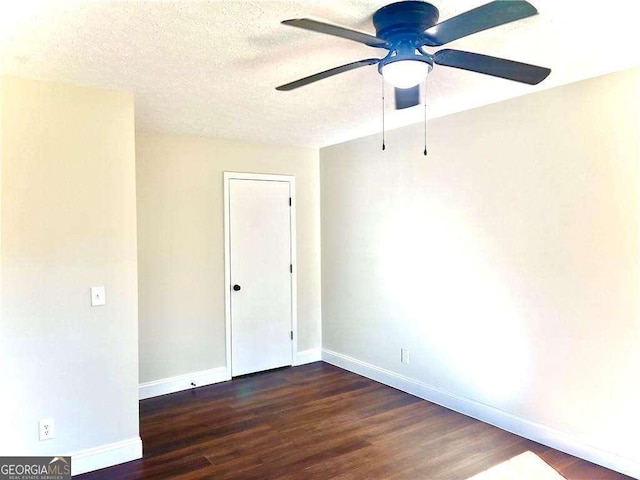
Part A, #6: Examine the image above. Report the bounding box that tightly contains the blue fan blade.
[395,86,420,109]
[423,1,537,47]
[282,19,386,48]
[276,58,381,91]
[434,49,550,85]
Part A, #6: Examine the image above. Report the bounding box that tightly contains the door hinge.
[290,331,293,340]
[289,197,292,206]
[290,264,293,273]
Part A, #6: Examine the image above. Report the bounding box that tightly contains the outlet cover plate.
[401,348,409,364]
[39,418,54,441]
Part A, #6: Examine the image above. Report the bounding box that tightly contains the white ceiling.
[1,0,639,148]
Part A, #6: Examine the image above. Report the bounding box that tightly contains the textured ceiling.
[1,1,639,147]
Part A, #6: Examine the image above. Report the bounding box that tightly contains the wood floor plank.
[76,362,633,479]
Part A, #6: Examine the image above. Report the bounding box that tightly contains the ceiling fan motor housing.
[374,1,438,74]
[373,1,440,42]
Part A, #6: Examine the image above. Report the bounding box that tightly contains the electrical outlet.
[401,348,409,364]
[39,419,54,441]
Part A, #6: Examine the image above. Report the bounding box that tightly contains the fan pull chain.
[423,79,428,156]
[381,76,386,151]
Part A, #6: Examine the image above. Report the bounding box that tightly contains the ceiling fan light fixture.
[381,59,432,89]
[278,0,551,108]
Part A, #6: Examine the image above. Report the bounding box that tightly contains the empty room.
[0,1,638,479]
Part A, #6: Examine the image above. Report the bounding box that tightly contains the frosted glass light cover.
[382,60,431,89]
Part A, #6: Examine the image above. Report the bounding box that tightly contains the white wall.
[320,68,640,475]
[0,76,3,322]
[136,133,321,384]
[0,77,140,473]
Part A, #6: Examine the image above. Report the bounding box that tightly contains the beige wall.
[0,77,139,457]
[321,68,640,470]
[136,133,321,383]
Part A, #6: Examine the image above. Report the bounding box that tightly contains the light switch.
[91,286,106,307]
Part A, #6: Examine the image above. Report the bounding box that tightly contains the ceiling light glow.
[381,60,432,89]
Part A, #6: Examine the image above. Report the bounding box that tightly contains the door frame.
[223,172,297,378]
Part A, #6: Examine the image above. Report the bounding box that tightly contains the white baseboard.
[71,436,142,476]
[294,348,322,366]
[139,366,230,400]
[321,349,640,479]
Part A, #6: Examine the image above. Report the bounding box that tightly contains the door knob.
[233,284,241,291]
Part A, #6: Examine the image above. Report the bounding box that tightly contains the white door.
[229,178,293,376]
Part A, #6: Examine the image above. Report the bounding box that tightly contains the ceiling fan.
[276,0,551,109]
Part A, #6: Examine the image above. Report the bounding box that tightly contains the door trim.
[223,172,297,378]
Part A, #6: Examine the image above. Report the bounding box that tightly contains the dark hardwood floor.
[77,362,633,479]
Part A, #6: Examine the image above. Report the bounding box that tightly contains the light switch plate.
[91,286,106,306]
